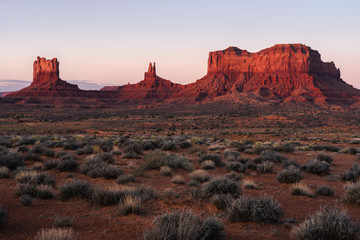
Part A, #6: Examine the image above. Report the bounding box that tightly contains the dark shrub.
[282,159,300,169]
[0,152,24,169]
[340,170,359,182]
[343,182,360,206]
[144,211,224,240]
[15,171,56,186]
[57,157,79,172]
[119,195,142,216]
[224,150,240,161]
[291,183,315,198]
[211,194,233,211]
[76,145,93,155]
[203,177,239,197]
[161,141,177,151]
[17,146,29,153]
[257,161,273,174]
[227,195,283,223]
[23,153,42,161]
[305,159,330,175]
[316,154,333,164]
[179,141,192,149]
[316,185,334,197]
[80,158,123,179]
[225,162,246,173]
[291,207,357,240]
[53,216,73,228]
[199,154,223,166]
[93,152,114,164]
[59,180,93,200]
[273,143,295,152]
[15,184,37,197]
[36,184,53,199]
[125,142,143,154]
[44,160,58,170]
[224,172,243,182]
[0,205,7,229]
[254,150,287,163]
[117,175,136,184]
[142,141,158,150]
[19,195,34,206]
[277,166,303,183]
[142,150,192,171]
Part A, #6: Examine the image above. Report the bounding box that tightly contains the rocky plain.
[1,44,360,240]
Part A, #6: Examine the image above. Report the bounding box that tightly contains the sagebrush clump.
[291,207,357,240]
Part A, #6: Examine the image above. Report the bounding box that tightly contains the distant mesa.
[5,44,360,106]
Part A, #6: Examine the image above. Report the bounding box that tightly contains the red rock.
[32,57,60,85]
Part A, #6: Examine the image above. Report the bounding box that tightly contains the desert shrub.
[341,147,358,155]
[30,145,55,157]
[179,141,192,149]
[199,154,223,166]
[305,159,330,175]
[225,162,246,173]
[142,150,192,171]
[350,163,360,175]
[254,149,287,163]
[122,152,142,159]
[0,152,24,169]
[23,153,42,161]
[203,177,239,197]
[57,155,79,172]
[19,195,34,206]
[112,150,122,156]
[59,180,93,200]
[242,179,259,189]
[119,195,142,216]
[18,136,37,146]
[310,144,340,152]
[35,228,77,240]
[36,184,53,199]
[171,175,185,184]
[282,159,301,169]
[340,170,359,182]
[187,146,207,155]
[15,184,37,197]
[291,207,357,240]
[161,141,177,151]
[224,150,240,161]
[201,160,215,170]
[142,141,158,150]
[316,154,333,164]
[0,166,9,178]
[125,142,143,154]
[343,182,360,206]
[211,194,233,211]
[277,166,303,183]
[80,158,122,179]
[44,160,58,170]
[54,216,73,228]
[63,140,80,151]
[159,166,172,176]
[224,172,242,182]
[0,205,7,229]
[76,145,93,155]
[227,195,283,223]
[273,143,295,152]
[144,210,224,240]
[291,183,315,198]
[15,170,55,186]
[189,169,211,183]
[116,175,136,184]
[17,146,29,153]
[257,161,273,173]
[246,160,257,170]
[89,185,123,206]
[316,185,334,197]
[93,152,114,163]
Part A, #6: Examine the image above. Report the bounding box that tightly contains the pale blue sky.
[0,0,359,90]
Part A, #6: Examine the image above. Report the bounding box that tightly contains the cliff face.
[32,57,60,85]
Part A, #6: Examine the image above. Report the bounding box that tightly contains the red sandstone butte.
[176,44,360,103]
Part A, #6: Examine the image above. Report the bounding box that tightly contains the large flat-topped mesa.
[207,44,340,77]
[32,56,60,85]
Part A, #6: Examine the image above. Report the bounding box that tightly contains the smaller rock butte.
[32,57,60,85]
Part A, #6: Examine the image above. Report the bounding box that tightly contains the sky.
[0,0,359,91]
